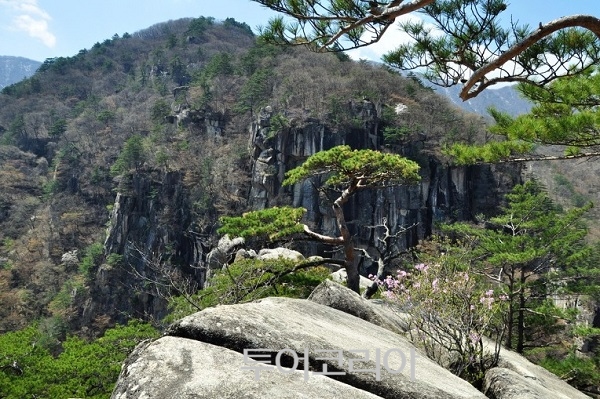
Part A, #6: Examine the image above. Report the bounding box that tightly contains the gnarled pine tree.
[219,145,420,293]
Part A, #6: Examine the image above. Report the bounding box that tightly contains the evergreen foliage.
[446,67,600,163]
[166,258,331,321]
[235,68,273,115]
[254,0,600,100]
[0,321,158,399]
[282,145,421,188]
[186,16,215,36]
[218,206,306,241]
[110,134,146,175]
[221,145,420,293]
[443,181,594,353]
[79,242,105,277]
[48,118,68,138]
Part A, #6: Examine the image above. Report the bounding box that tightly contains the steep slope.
[0,17,521,335]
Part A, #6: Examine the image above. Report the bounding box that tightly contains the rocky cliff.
[90,96,521,324]
[247,102,522,274]
[91,99,522,325]
[0,18,525,334]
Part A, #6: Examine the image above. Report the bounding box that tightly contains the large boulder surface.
[111,281,591,399]
[483,367,553,399]
[308,278,410,334]
[166,297,486,399]
[487,349,591,399]
[111,336,383,399]
[330,268,373,290]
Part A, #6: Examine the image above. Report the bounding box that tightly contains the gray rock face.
[111,336,383,399]
[329,268,374,290]
[257,247,305,262]
[206,234,245,270]
[492,350,591,399]
[166,297,486,399]
[308,279,410,334]
[112,282,591,399]
[483,367,547,399]
[95,171,203,325]
[88,100,523,333]
[248,105,523,272]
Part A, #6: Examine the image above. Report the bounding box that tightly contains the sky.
[0,0,599,62]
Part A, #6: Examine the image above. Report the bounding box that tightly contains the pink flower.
[432,278,439,291]
[383,275,398,290]
[414,263,428,272]
[383,291,397,300]
[480,296,495,310]
[469,332,480,346]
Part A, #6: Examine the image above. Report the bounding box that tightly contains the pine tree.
[444,181,593,352]
[447,67,600,163]
[219,145,420,293]
[253,0,600,100]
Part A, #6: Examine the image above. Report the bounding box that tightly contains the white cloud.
[347,14,439,62]
[14,14,55,47]
[0,0,56,48]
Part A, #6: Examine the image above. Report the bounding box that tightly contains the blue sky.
[0,0,598,62]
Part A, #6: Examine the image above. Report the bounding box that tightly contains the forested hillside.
[0,16,495,333]
[0,15,598,398]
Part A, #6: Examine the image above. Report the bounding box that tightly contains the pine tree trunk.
[505,270,515,350]
[333,182,359,294]
[516,267,526,353]
[344,239,359,293]
[506,302,513,349]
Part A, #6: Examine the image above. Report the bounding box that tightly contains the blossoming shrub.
[372,261,508,385]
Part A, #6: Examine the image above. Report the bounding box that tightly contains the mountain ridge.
[0,56,41,89]
[433,82,533,117]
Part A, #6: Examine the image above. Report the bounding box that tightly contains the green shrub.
[0,320,158,399]
[79,243,104,276]
[106,253,123,267]
[540,353,600,389]
[165,258,330,322]
[110,134,146,176]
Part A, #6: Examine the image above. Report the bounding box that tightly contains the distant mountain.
[431,83,533,118]
[0,56,41,89]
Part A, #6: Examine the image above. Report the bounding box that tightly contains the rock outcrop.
[308,278,410,334]
[89,100,522,330]
[248,104,523,273]
[91,171,206,324]
[111,336,383,399]
[111,281,591,399]
[117,296,486,399]
[488,350,591,399]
